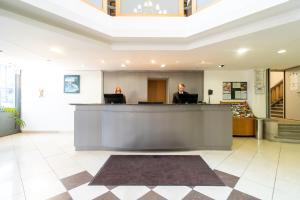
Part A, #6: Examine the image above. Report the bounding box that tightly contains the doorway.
[147,79,167,103]
[269,70,285,119]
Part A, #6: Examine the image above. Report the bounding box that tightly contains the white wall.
[204,69,267,118]
[285,67,300,120]
[21,67,268,132]
[21,68,103,132]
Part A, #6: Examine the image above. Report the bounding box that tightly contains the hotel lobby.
[1,0,300,200]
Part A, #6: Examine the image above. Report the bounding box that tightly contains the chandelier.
[133,0,168,15]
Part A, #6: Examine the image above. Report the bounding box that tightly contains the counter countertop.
[70,103,229,106]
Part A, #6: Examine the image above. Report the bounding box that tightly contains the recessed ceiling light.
[277,49,287,54]
[121,63,126,67]
[100,60,105,64]
[151,59,156,64]
[161,64,166,68]
[200,60,212,65]
[237,48,249,55]
[125,60,131,64]
[50,47,63,54]
[175,60,180,64]
[218,65,224,68]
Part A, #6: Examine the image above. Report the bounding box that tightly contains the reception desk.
[72,104,232,151]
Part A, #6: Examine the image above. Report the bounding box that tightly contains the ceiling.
[0,1,300,70]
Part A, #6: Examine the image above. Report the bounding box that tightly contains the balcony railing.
[82,0,220,17]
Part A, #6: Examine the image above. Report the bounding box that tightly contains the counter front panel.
[73,104,232,150]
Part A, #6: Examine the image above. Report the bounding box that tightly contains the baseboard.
[21,130,73,133]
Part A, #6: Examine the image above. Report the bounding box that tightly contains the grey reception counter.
[72,104,232,151]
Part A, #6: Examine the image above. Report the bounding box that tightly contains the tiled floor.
[0,132,300,200]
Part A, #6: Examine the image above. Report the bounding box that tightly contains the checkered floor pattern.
[48,169,259,200]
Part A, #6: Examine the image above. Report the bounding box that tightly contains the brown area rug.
[89,155,224,186]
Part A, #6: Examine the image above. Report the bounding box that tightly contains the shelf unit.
[221,101,256,136]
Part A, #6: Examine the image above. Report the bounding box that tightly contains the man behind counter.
[172,83,189,104]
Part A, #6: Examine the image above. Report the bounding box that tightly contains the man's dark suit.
[172,91,189,104]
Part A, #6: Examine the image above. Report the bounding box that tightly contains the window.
[0,64,16,108]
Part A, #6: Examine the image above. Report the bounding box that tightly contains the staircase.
[275,123,300,142]
[271,99,284,118]
[270,80,284,119]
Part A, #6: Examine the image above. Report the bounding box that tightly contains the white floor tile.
[273,188,300,200]
[0,160,20,183]
[22,171,66,200]
[69,183,108,200]
[153,186,192,200]
[215,156,250,177]
[69,153,109,176]
[0,149,16,164]
[19,159,52,180]
[36,145,65,158]
[201,152,231,169]
[193,186,232,200]
[242,169,276,187]
[46,154,86,178]
[111,186,150,200]
[15,150,43,164]
[234,177,273,200]
[0,176,24,199]
[274,178,300,196]
[11,193,26,200]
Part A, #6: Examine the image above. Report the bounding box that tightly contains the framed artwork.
[64,75,80,93]
[255,69,265,94]
[223,82,247,100]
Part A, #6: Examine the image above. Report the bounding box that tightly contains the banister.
[271,80,283,90]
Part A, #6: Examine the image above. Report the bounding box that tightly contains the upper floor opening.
[82,0,220,17]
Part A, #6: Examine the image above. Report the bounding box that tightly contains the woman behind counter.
[115,86,126,104]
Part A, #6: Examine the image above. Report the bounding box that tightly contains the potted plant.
[0,107,25,137]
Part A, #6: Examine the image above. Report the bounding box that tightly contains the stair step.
[278,129,300,133]
[278,131,300,136]
[271,105,283,108]
[272,105,283,108]
[279,124,300,128]
[279,123,300,127]
[271,106,283,109]
[271,117,284,119]
[271,107,283,110]
[278,135,300,140]
[271,114,283,117]
[279,126,300,131]
[271,110,283,114]
[271,116,284,119]
[274,136,300,143]
[279,125,300,128]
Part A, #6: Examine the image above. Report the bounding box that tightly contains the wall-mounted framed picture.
[255,69,265,94]
[223,81,247,100]
[64,75,80,93]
